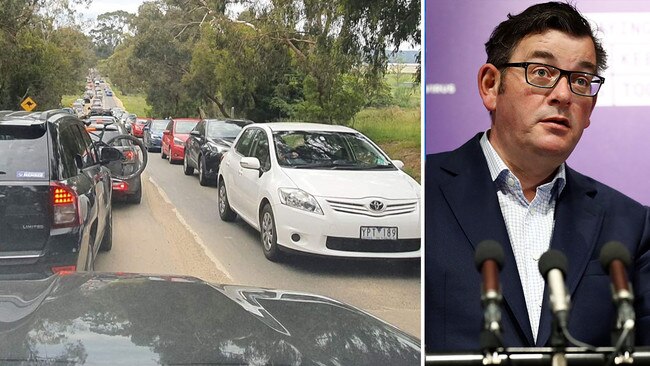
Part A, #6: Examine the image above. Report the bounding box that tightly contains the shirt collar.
[479,131,566,196]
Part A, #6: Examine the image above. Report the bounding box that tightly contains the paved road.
[95,93,421,338]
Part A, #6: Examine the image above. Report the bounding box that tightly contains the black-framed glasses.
[501,62,605,97]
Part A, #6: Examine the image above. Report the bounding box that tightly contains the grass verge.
[352,106,421,182]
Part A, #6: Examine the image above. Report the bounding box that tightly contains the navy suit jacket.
[425,133,650,352]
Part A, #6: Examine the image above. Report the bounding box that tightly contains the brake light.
[52,265,76,275]
[112,181,129,191]
[51,183,80,228]
[123,150,135,161]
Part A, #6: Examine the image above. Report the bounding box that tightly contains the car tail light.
[123,150,136,161]
[112,181,129,191]
[52,265,76,275]
[51,183,81,228]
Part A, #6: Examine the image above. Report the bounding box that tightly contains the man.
[425,2,650,351]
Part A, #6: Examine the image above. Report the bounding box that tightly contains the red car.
[131,117,150,138]
[161,118,200,163]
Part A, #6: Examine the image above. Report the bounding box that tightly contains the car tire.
[198,157,210,186]
[260,204,282,262]
[183,154,194,175]
[218,180,237,222]
[99,210,113,252]
[128,183,142,204]
[161,148,167,159]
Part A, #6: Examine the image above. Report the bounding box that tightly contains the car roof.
[0,109,83,126]
[251,122,358,133]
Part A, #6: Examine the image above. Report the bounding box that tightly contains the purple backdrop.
[425,0,650,204]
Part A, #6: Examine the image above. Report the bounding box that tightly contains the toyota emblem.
[369,200,385,212]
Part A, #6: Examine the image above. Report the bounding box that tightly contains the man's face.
[490,29,598,165]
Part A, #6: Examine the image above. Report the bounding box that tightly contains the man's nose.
[549,74,573,104]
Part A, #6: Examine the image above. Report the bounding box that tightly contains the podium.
[426,347,650,365]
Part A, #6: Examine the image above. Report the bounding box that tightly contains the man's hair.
[485,2,607,73]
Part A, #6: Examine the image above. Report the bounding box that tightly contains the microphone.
[539,250,570,347]
[474,240,505,350]
[599,241,635,354]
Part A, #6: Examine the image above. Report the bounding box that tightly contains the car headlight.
[173,137,184,144]
[278,188,323,215]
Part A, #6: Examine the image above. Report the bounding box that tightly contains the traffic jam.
[0,77,422,364]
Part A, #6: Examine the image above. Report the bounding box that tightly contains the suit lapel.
[535,167,604,346]
[438,135,535,345]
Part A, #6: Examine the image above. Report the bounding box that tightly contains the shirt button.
[507,177,515,186]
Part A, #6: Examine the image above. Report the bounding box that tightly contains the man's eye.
[532,68,550,78]
[573,76,590,87]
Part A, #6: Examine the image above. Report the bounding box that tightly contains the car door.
[187,120,204,167]
[238,129,272,223]
[162,120,173,155]
[224,127,258,218]
[73,123,110,256]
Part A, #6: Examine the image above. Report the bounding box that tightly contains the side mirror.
[99,146,122,164]
[240,157,261,170]
[392,160,405,170]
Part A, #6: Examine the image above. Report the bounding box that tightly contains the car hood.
[0,273,419,365]
[281,169,421,199]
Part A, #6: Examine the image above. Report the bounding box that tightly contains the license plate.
[360,226,398,240]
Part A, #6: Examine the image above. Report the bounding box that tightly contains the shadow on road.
[230,217,421,280]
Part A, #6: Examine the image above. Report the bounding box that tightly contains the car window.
[273,131,393,169]
[175,121,197,134]
[58,124,85,178]
[0,123,49,181]
[234,128,257,156]
[150,120,169,132]
[73,124,98,167]
[206,121,244,139]
[251,130,271,171]
[193,120,204,136]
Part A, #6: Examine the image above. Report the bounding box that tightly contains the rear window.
[0,124,49,181]
[175,121,198,134]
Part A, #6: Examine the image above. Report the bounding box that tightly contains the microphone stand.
[480,289,504,364]
[550,311,569,366]
[609,290,635,365]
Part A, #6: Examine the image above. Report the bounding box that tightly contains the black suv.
[0,110,121,279]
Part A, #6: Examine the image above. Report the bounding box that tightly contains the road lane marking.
[148,175,233,281]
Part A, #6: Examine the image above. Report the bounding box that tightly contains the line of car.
[137,116,422,262]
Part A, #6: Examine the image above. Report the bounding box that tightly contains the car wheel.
[183,154,194,175]
[260,204,282,261]
[218,180,237,222]
[128,183,142,204]
[99,210,113,252]
[161,148,167,159]
[198,157,210,186]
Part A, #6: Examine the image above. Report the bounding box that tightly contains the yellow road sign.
[20,97,37,112]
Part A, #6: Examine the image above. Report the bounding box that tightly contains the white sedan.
[217,123,421,261]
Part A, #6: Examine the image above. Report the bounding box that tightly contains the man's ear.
[478,63,500,112]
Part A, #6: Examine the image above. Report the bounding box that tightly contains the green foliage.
[0,2,93,110]
[98,0,420,124]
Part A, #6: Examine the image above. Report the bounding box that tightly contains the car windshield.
[273,131,395,170]
[174,121,198,134]
[149,120,168,132]
[206,121,245,139]
[0,124,49,181]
